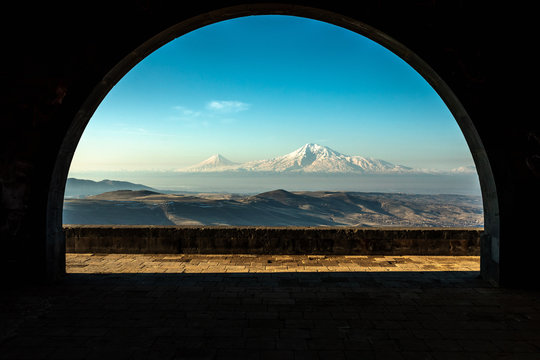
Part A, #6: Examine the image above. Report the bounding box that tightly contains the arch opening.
[46,5,499,283]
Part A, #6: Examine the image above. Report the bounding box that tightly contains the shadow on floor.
[1,271,539,359]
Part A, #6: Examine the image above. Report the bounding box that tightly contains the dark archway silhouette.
[46,4,499,283]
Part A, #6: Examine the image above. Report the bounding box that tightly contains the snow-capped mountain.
[183,154,239,172]
[240,143,412,173]
[178,144,413,174]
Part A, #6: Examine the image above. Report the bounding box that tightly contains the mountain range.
[178,143,471,174]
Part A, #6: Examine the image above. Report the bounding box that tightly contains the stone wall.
[64,226,481,256]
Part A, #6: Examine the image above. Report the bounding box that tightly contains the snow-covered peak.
[282,143,341,167]
[200,154,236,166]
[295,143,339,157]
[298,143,334,154]
[241,144,411,173]
[180,154,238,172]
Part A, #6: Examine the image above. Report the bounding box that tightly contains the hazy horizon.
[66,172,481,197]
[69,140,481,196]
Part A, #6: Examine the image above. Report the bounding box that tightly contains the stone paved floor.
[65,254,481,274]
[1,254,539,359]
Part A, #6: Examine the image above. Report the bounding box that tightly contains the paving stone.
[65,254,481,273]
[1,254,539,359]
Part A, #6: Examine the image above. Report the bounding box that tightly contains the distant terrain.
[63,189,484,227]
[65,178,157,198]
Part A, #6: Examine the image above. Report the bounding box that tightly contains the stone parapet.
[64,226,481,256]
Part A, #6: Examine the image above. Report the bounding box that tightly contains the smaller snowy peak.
[180,154,239,172]
[199,154,237,167]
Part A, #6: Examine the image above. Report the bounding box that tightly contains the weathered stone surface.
[65,253,481,273]
[64,226,481,255]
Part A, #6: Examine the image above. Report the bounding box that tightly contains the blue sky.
[69,15,474,173]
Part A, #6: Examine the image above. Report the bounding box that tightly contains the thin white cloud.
[207,100,250,113]
[173,105,202,118]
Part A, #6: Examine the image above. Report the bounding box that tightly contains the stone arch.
[46,4,500,283]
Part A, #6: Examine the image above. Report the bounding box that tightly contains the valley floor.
[63,190,484,227]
